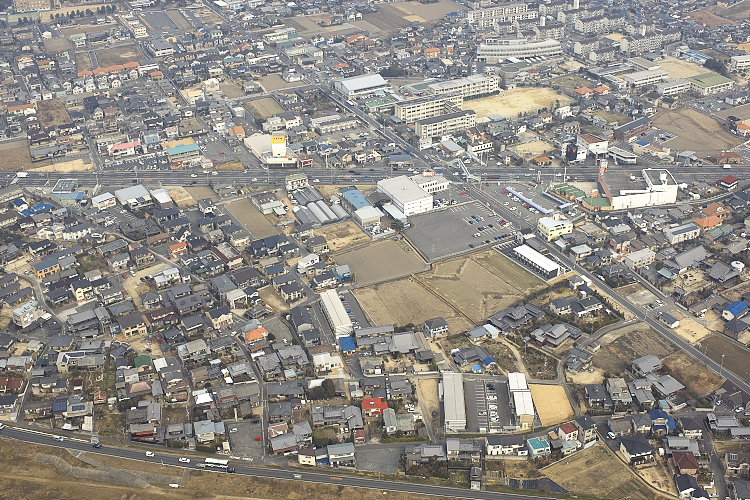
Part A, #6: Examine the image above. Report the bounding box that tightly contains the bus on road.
[197,458,234,472]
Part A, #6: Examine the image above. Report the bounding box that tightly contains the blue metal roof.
[725,301,748,315]
[341,189,370,210]
[339,336,356,352]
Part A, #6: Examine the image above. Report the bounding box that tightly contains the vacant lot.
[259,74,305,92]
[226,197,279,238]
[688,9,734,25]
[163,186,195,208]
[75,52,93,72]
[166,8,193,30]
[465,87,572,119]
[355,278,473,332]
[246,97,284,120]
[419,250,545,322]
[543,444,671,500]
[37,99,71,128]
[95,44,143,67]
[317,220,370,252]
[659,57,711,78]
[354,0,464,32]
[655,108,743,158]
[529,384,573,427]
[593,322,677,375]
[717,102,750,121]
[718,0,750,20]
[673,313,715,344]
[0,140,45,170]
[514,140,553,157]
[663,351,724,396]
[43,37,73,53]
[703,334,750,381]
[337,239,426,285]
[615,283,657,308]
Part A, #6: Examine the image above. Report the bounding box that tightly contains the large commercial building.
[410,174,450,194]
[427,75,502,99]
[476,38,562,63]
[466,3,538,28]
[333,74,390,98]
[508,372,535,430]
[319,289,352,338]
[14,0,51,11]
[244,133,298,168]
[415,110,477,140]
[537,214,573,242]
[393,93,464,123]
[599,168,678,210]
[664,223,700,245]
[377,176,434,216]
[512,244,561,280]
[442,372,467,432]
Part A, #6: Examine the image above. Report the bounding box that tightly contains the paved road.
[0,426,554,500]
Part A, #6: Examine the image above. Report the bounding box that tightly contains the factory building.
[333,74,390,98]
[442,372,467,432]
[319,289,352,338]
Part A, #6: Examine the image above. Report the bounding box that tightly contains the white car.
[229,428,238,433]
[178,457,190,463]
[145,451,155,457]
[190,174,197,178]
[510,206,518,211]
[251,178,258,182]
[0,423,5,430]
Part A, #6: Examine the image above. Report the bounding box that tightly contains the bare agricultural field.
[36,99,71,128]
[225,198,279,238]
[419,250,545,323]
[316,220,370,252]
[75,52,93,72]
[663,351,724,396]
[95,44,143,67]
[687,9,734,25]
[659,57,711,78]
[543,444,671,500]
[717,102,750,121]
[1,141,46,171]
[245,97,284,120]
[529,384,573,427]
[391,0,466,18]
[703,334,750,381]
[355,278,474,333]
[718,0,750,20]
[215,160,244,171]
[593,322,677,375]
[655,108,743,158]
[337,239,427,285]
[464,87,573,119]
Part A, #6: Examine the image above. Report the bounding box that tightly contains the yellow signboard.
[271,135,286,145]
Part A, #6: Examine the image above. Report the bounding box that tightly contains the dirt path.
[497,337,529,377]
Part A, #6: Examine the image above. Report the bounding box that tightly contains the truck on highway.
[15,172,28,178]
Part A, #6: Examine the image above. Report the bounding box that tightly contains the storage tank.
[732,261,745,272]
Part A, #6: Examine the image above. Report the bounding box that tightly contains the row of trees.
[51,4,118,20]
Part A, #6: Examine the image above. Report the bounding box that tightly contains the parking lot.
[464,380,511,433]
[227,419,265,459]
[405,200,513,261]
[483,182,558,226]
[355,444,407,474]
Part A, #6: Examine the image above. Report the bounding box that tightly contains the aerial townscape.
[10,0,750,499]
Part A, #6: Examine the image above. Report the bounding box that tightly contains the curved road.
[0,426,554,500]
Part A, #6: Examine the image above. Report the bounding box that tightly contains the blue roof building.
[341,189,371,210]
[526,437,551,457]
[339,336,356,353]
[723,301,749,320]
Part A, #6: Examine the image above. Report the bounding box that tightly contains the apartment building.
[415,110,476,140]
[466,3,537,28]
[427,75,501,99]
[394,93,463,123]
[573,15,625,35]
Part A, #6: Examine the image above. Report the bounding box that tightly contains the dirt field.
[259,287,290,313]
[355,278,474,333]
[225,197,280,238]
[529,384,573,427]
[718,0,750,20]
[655,108,743,158]
[717,102,750,121]
[543,444,671,500]
[688,9,734,25]
[0,140,46,171]
[258,74,305,92]
[43,37,73,53]
[33,158,91,172]
[75,52,93,72]
[418,250,545,323]
[355,0,464,32]
[673,313,715,344]
[514,140,554,157]
[415,378,441,438]
[659,57,710,78]
[464,87,573,119]
[246,97,284,120]
[95,44,143,67]
[662,351,724,396]
[219,80,245,99]
[315,220,370,252]
[164,186,195,208]
[36,99,71,128]
[183,186,218,203]
[703,334,750,381]
[593,322,677,375]
[166,9,193,30]
[336,239,427,285]
[215,160,244,171]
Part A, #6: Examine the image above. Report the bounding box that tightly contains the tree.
[391,220,404,232]
[380,64,408,78]
[704,58,728,77]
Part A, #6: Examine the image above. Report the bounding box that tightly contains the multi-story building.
[656,79,691,97]
[538,214,573,242]
[377,176,433,216]
[466,3,538,28]
[13,0,51,11]
[427,75,501,99]
[664,223,700,245]
[476,38,562,63]
[409,174,450,194]
[730,55,750,71]
[688,73,734,96]
[394,93,464,123]
[623,69,669,88]
[573,15,624,35]
[415,110,476,140]
[624,248,656,269]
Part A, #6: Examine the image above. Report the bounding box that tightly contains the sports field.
[464,87,572,119]
[659,57,710,78]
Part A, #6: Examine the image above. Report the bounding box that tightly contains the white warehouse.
[442,372,467,432]
[333,74,390,98]
[377,176,434,216]
[319,289,352,338]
